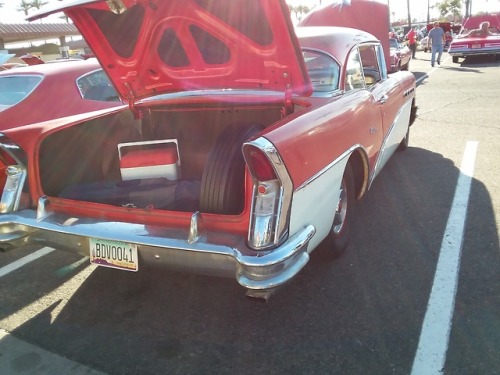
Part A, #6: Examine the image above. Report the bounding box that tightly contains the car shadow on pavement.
[3,146,499,375]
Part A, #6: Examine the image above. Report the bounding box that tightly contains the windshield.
[303,50,340,92]
[0,75,42,110]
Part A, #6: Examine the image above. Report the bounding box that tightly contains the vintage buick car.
[0,58,121,129]
[297,0,393,73]
[389,38,412,72]
[449,15,500,63]
[0,0,417,301]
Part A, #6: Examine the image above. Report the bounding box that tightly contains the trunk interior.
[38,103,286,215]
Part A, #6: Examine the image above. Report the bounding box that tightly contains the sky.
[1,0,499,24]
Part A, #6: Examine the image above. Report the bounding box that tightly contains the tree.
[17,0,32,16]
[407,0,411,27]
[57,0,70,22]
[30,0,49,10]
[436,0,462,18]
[463,0,471,18]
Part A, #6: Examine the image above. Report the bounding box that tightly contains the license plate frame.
[89,238,138,272]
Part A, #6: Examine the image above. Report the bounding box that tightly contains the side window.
[78,69,120,102]
[344,48,364,91]
[359,44,382,88]
[303,50,340,92]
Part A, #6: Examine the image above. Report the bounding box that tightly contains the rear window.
[78,69,120,102]
[0,75,42,108]
[303,50,340,92]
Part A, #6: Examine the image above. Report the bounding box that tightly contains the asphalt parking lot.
[1,50,499,375]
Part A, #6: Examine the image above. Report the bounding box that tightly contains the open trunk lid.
[28,0,312,103]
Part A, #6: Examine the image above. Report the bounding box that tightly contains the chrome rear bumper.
[0,208,315,298]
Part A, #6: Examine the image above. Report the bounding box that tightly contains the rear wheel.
[200,124,263,214]
[452,56,459,63]
[325,163,355,257]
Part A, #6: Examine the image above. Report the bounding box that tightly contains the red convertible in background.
[448,14,500,63]
[0,58,121,129]
[0,0,416,301]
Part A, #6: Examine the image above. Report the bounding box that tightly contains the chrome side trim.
[370,97,413,186]
[295,145,362,191]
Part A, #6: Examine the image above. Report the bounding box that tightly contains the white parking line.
[411,141,478,375]
[0,247,55,278]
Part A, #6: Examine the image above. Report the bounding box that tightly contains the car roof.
[0,58,102,77]
[296,26,379,65]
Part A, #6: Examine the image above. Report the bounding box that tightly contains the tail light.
[243,139,293,250]
[0,134,30,213]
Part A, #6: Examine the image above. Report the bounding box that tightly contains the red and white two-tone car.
[0,0,416,300]
[449,14,500,63]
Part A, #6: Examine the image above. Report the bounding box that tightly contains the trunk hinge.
[281,72,293,118]
[124,82,143,120]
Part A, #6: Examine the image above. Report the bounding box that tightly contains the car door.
[359,43,405,180]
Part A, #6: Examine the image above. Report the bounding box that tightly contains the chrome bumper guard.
[0,208,315,296]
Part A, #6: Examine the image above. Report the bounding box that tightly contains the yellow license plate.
[89,238,138,271]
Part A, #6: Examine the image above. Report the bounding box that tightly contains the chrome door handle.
[378,94,388,104]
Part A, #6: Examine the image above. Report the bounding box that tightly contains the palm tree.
[17,0,32,16]
[464,0,471,17]
[30,0,49,11]
[407,0,412,27]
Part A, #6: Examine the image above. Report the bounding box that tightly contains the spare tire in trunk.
[200,124,264,214]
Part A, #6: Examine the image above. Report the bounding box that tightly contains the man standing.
[406,27,417,59]
[427,22,445,67]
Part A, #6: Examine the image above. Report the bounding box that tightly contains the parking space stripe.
[411,141,478,375]
[0,247,55,278]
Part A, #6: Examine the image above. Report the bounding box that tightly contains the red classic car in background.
[0,0,417,301]
[0,58,121,129]
[389,37,412,72]
[449,14,500,63]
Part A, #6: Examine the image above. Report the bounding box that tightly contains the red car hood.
[28,0,311,103]
[462,14,500,29]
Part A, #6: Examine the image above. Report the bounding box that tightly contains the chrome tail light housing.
[0,134,30,213]
[243,138,293,250]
